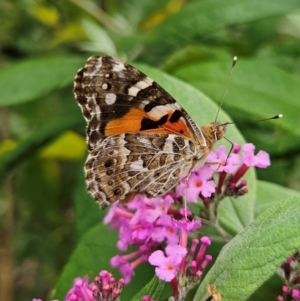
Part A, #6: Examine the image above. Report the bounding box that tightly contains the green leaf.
[119,0,169,27]
[74,165,106,238]
[130,276,165,301]
[255,180,300,218]
[160,45,231,73]
[173,58,300,150]
[80,20,117,55]
[0,117,82,177]
[0,56,83,106]
[147,0,300,60]
[53,223,118,300]
[218,190,255,235]
[195,196,300,301]
[39,131,86,160]
[246,273,282,301]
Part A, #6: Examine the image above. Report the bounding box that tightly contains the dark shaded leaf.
[0,56,83,106]
[130,276,165,301]
[146,0,300,62]
[0,117,82,177]
[255,180,300,217]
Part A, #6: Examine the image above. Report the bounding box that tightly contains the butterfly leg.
[183,171,193,220]
[205,161,221,172]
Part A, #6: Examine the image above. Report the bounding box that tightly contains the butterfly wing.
[74,56,205,151]
[85,133,198,208]
[74,56,212,207]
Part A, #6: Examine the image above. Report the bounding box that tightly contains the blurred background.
[1,0,300,300]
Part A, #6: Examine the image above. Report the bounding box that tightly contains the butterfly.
[74,56,227,209]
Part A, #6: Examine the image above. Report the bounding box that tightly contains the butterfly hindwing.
[85,133,197,208]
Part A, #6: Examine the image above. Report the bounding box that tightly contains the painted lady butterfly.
[74,56,227,209]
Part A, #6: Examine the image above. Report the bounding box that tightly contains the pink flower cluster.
[278,251,300,301]
[278,287,300,301]
[33,143,271,301]
[104,143,270,288]
[176,143,270,202]
[65,271,125,301]
[105,194,203,284]
[33,271,124,301]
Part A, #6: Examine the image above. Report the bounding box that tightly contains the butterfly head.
[199,122,227,150]
[210,121,228,141]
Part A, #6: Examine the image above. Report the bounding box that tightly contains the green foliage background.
[1,1,300,301]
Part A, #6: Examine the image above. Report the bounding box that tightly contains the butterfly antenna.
[225,114,283,125]
[215,56,238,122]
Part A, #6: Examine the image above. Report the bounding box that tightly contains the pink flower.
[233,143,241,154]
[174,219,201,233]
[65,276,95,301]
[176,165,215,202]
[151,214,179,244]
[207,145,241,173]
[242,143,270,168]
[230,143,270,185]
[149,245,187,281]
[142,296,156,301]
[292,289,300,298]
[110,252,145,284]
[142,195,174,223]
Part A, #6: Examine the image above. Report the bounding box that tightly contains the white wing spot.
[102,83,108,90]
[105,93,117,105]
[147,104,177,118]
[130,159,147,172]
[89,57,102,76]
[174,102,182,110]
[128,77,153,97]
[90,95,97,107]
[112,61,125,72]
[95,105,101,116]
[128,86,139,97]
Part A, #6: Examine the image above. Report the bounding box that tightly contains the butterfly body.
[74,56,227,208]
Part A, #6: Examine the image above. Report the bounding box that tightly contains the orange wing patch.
[105,108,147,136]
[105,107,192,138]
[160,117,190,137]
